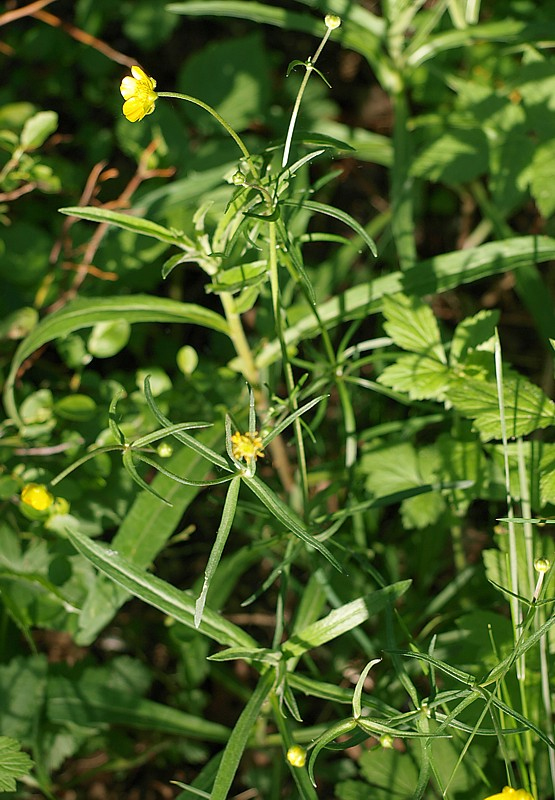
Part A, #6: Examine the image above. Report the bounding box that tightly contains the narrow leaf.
[195,477,241,627]
[67,528,257,648]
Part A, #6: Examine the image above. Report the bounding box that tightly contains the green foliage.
[1,1,555,798]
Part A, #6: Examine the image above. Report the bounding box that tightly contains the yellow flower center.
[230,431,264,462]
[21,483,54,511]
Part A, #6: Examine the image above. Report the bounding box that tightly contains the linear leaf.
[47,678,230,742]
[282,582,411,657]
[76,427,225,645]
[243,474,344,572]
[255,235,555,368]
[4,295,229,427]
[210,670,275,800]
[283,199,377,256]
[68,528,257,649]
[59,206,187,247]
[195,476,241,627]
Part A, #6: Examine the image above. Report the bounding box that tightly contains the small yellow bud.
[286,745,306,768]
[325,14,341,30]
[380,734,394,749]
[534,557,550,573]
[157,442,174,458]
[21,483,54,512]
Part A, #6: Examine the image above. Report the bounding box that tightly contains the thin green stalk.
[390,86,417,269]
[158,91,254,172]
[219,292,259,388]
[268,218,309,510]
[282,21,336,168]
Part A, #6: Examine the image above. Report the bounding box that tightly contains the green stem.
[282,26,333,168]
[268,219,309,511]
[390,85,416,269]
[157,91,254,172]
[219,293,259,388]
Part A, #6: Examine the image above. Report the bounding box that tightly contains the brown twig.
[46,140,175,313]
[0,0,57,27]
[32,9,137,68]
[0,182,37,202]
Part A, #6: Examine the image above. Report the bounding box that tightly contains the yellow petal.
[130,65,156,91]
[122,97,146,122]
[120,75,138,99]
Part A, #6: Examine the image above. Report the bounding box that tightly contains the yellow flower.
[120,65,158,122]
[286,745,306,768]
[483,788,535,800]
[230,431,264,462]
[21,483,54,512]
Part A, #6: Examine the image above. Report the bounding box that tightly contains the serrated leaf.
[450,309,499,365]
[255,235,555,369]
[382,293,445,359]
[448,374,555,441]
[0,737,34,792]
[378,353,450,400]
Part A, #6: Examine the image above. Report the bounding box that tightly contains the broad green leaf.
[381,293,445,360]
[448,374,555,441]
[282,582,411,658]
[20,110,58,150]
[530,138,555,218]
[54,394,97,422]
[0,655,48,743]
[0,737,34,792]
[410,127,488,185]
[47,677,230,742]
[378,353,450,401]
[540,446,555,505]
[4,295,229,427]
[177,33,270,133]
[358,747,419,798]
[68,528,257,649]
[210,670,274,800]
[256,236,555,368]
[59,206,187,247]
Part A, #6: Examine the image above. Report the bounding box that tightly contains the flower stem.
[282,25,333,168]
[158,91,254,172]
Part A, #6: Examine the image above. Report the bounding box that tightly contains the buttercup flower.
[483,787,535,800]
[120,66,158,122]
[230,431,264,462]
[286,745,306,768]
[21,483,54,512]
